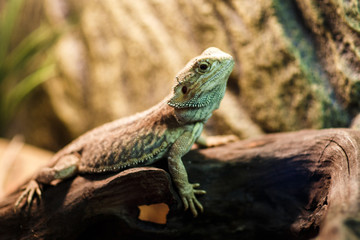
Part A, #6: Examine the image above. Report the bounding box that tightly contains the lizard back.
[52,99,183,173]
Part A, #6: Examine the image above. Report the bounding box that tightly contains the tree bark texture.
[1,128,360,240]
[7,0,360,150]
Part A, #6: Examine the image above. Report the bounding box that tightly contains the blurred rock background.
[0,0,360,192]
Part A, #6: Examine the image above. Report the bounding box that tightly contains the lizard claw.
[180,183,206,217]
[14,180,42,212]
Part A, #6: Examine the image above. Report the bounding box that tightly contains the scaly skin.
[15,47,234,217]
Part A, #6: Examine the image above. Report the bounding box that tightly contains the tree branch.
[1,129,359,240]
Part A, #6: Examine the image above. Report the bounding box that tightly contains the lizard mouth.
[168,88,221,108]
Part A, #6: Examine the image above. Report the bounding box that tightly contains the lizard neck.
[160,93,210,126]
[167,84,225,125]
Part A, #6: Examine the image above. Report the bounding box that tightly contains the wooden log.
[0,128,359,240]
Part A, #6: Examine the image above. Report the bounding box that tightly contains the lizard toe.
[14,180,42,212]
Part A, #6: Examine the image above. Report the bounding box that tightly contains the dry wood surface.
[1,128,360,240]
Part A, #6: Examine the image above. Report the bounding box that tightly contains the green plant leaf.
[0,0,24,67]
[3,24,59,76]
[0,0,62,134]
[3,63,55,118]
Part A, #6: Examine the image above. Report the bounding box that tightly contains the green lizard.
[15,47,235,217]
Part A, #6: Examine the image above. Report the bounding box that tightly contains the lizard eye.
[197,61,210,73]
[181,86,188,94]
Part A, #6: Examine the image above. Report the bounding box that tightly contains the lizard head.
[168,47,234,124]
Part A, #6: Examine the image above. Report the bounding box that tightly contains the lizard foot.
[179,183,206,217]
[14,180,42,212]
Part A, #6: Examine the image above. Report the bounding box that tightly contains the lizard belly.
[78,132,173,173]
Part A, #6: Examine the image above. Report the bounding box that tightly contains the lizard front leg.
[15,154,79,211]
[168,130,206,217]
